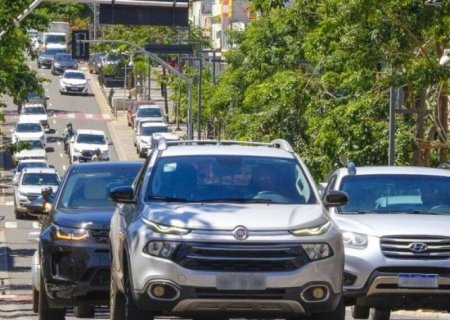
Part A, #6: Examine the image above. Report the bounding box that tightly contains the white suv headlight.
[290,221,331,237]
[143,219,191,235]
[343,231,368,249]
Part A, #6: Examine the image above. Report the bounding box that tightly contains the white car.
[11,159,50,185]
[134,122,169,156]
[14,167,60,219]
[11,119,46,146]
[132,104,165,128]
[69,129,110,163]
[12,139,47,166]
[19,103,50,131]
[59,69,88,95]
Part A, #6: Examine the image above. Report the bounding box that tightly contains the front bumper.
[60,84,88,94]
[40,231,110,307]
[125,226,344,317]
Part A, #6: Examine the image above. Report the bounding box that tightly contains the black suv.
[33,161,142,320]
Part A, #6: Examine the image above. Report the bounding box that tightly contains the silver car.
[324,164,450,320]
[109,139,348,320]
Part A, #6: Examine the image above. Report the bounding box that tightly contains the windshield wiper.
[199,198,273,203]
[146,195,188,202]
[340,210,378,214]
[409,210,443,215]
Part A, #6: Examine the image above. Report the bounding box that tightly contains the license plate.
[69,87,81,91]
[398,274,438,288]
[216,273,266,290]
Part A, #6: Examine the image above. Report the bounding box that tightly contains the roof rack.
[157,138,294,153]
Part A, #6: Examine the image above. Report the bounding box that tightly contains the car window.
[64,72,85,80]
[17,162,47,172]
[16,123,42,132]
[76,134,106,145]
[28,140,45,149]
[146,156,314,204]
[22,173,59,186]
[141,126,168,136]
[58,167,141,209]
[136,107,162,117]
[55,54,73,61]
[339,174,450,214]
[23,106,46,115]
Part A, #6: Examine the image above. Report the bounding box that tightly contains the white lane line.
[85,113,93,119]
[67,113,75,119]
[4,201,14,206]
[62,165,67,171]
[32,222,40,229]
[53,119,57,124]
[5,222,17,229]
[59,153,64,158]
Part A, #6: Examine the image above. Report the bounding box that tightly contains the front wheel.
[38,274,65,320]
[352,305,370,319]
[32,286,39,313]
[73,305,94,318]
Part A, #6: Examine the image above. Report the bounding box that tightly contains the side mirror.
[109,186,135,204]
[323,190,348,208]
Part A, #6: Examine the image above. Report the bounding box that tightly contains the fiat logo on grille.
[409,242,429,253]
[233,226,249,240]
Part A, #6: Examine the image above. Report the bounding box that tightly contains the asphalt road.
[1,62,450,320]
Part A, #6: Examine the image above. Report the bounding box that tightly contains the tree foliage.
[204,0,450,180]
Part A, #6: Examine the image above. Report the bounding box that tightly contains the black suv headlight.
[144,241,179,259]
[52,224,90,241]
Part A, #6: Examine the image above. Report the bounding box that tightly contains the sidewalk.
[87,66,187,161]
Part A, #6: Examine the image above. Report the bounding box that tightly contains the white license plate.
[216,273,266,290]
[398,274,438,288]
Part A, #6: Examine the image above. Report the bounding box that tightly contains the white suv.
[324,164,450,320]
[69,129,110,163]
[109,139,348,320]
[14,167,60,219]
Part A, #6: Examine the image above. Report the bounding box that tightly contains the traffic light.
[72,30,89,60]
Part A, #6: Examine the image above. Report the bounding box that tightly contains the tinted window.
[136,107,162,117]
[141,126,168,135]
[58,165,142,209]
[17,162,47,173]
[76,134,106,145]
[339,174,450,214]
[22,173,59,186]
[146,156,314,204]
[55,54,74,62]
[64,72,85,80]
[23,106,46,115]
[16,123,42,132]
[45,35,66,43]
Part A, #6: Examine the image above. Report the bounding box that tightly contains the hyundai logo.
[409,242,429,253]
[232,226,249,240]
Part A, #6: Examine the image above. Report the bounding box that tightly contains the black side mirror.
[109,186,135,204]
[323,190,348,208]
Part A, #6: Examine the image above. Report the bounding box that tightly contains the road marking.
[53,119,56,124]
[62,165,67,171]
[67,113,75,118]
[59,153,64,158]
[32,222,40,229]
[5,222,17,229]
[5,201,13,206]
[86,113,93,119]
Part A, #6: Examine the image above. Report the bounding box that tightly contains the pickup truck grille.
[381,236,450,259]
[173,242,310,272]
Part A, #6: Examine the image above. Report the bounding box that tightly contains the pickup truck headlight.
[302,243,332,260]
[143,219,191,235]
[343,231,368,249]
[290,221,331,237]
[53,225,89,241]
[145,241,179,259]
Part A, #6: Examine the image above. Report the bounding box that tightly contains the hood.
[335,213,450,237]
[45,43,66,50]
[73,143,108,152]
[153,132,179,141]
[53,208,114,230]
[142,203,328,231]
[19,115,47,122]
[19,185,58,195]
[61,78,86,85]
[15,132,44,140]
[16,149,46,158]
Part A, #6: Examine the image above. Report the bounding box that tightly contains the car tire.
[73,305,95,318]
[123,271,151,320]
[371,308,390,320]
[32,286,39,313]
[311,297,345,320]
[352,305,370,319]
[110,273,126,320]
[38,274,65,320]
